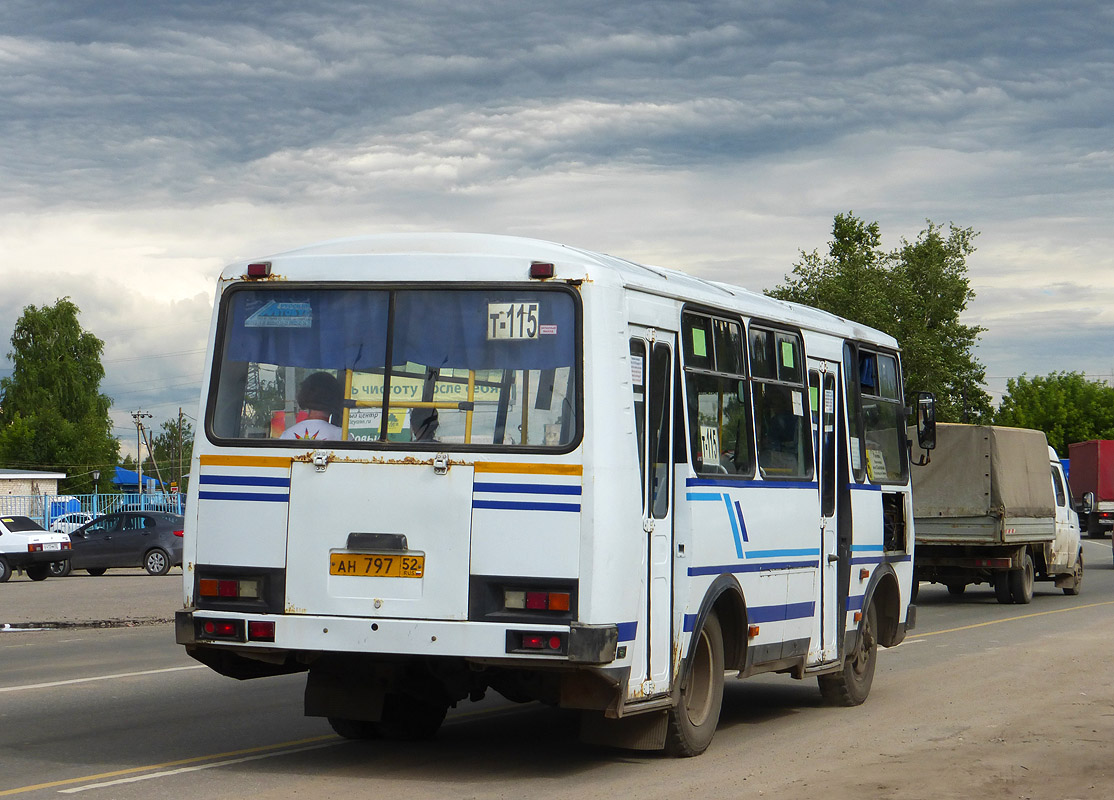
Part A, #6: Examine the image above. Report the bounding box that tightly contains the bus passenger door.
[809,361,841,663]
[629,330,674,696]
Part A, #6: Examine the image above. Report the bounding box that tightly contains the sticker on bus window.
[824,388,834,414]
[539,324,558,335]
[692,328,707,357]
[631,355,644,386]
[700,425,720,464]
[810,386,819,413]
[791,390,804,417]
[781,340,795,368]
[245,300,313,328]
[850,437,862,471]
[487,302,539,340]
[867,449,887,479]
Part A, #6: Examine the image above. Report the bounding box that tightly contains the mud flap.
[579,709,668,751]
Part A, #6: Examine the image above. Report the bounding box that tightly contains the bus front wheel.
[818,601,877,706]
[666,610,724,757]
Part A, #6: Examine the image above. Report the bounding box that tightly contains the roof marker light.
[529,261,555,279]
[246,261,272,278]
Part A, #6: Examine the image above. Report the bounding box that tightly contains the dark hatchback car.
[50,511,184,577]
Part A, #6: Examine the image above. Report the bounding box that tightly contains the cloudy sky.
[2,0,1113,459]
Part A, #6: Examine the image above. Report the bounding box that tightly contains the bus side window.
[752,328,812,480]
[682,312,752,477]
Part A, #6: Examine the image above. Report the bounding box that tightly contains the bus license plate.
[329,553,425,578]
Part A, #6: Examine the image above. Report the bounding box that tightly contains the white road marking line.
[57,742,341,794]
[0,664,206,693]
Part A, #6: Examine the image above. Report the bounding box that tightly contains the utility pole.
[132,410,153,496]
[178,407,184,491]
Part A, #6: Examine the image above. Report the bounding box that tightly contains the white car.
[0,515,72,582]
[50,512,94,534]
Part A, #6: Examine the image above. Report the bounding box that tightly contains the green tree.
[0,298,119,492]
[993,372,1114,455]
[768,212,991,422]
[141,416,194,493]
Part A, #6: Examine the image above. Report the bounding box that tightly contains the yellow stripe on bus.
[199,455,292,468]
[474,462,583,476]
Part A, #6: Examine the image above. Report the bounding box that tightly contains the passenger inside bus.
[281,371,345,440]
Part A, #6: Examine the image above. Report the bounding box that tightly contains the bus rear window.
[209,287,579,449]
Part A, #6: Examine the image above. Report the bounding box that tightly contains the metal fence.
[0,492,184,528]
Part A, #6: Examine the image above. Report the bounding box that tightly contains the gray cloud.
[1,0,1113,452]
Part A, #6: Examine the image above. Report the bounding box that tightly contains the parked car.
[49,512,95,534]
[0,515,72,582]
[49,511,184,577]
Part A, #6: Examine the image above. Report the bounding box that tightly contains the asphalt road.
[2,538,1112,799]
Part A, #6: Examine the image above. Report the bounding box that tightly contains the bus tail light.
[198,618,244,641]
[199,578,262,599]
[248,620,275,642]
[504,589,571,612]
[507,630,567,655]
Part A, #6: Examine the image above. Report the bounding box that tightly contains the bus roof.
[223,233,899,350]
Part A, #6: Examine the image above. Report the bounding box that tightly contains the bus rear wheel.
[328,717,380,740]
[819,601,877,706]
[666,611,724,757]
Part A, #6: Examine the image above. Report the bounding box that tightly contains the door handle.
[827,554,839,564]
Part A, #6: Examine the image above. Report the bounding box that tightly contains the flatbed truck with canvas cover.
[911,423,1082,604]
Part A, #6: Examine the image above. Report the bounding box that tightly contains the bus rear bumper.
[176,610,618,665]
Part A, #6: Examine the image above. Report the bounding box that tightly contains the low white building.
[0,469,66,497]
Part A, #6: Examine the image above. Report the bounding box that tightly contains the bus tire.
[376,692,448,741]
[328,717,381,740]
[665,610,724,757]
[1009,553,1034,605]
[818,601,877,707]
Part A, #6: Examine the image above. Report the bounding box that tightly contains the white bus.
[177,234,935,756]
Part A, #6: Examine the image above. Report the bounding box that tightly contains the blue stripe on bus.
[472,500,581,513]
[850,544,884,552]
[846,595,864,612]
[686,492,723,501]
[199,475,290,488]
[616,621,638,642]
[683,602,814,631]
[688,559,820,576]
[723,494,744,558]
[848,483,883,491]
[199,491,290,503]
[473,482,582,495]
[749,601,815,623]
[745,547,820,559]
[850,553,912,565]
[686,478,819,490]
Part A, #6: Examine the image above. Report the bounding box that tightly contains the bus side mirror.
[915,392,936,450]
[910,392,936,466]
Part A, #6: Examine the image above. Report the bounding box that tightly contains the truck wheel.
[993,573,1012,604]
[1009,553,1035,604]
[666,611,725,756]
[1063,550,1083,596]
[819,602,877,707]
[0,556,11,583]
